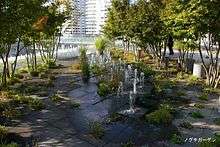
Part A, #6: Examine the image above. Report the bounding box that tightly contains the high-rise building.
[62,0,111,36]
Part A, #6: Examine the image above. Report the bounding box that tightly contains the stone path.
[8,60,220,147]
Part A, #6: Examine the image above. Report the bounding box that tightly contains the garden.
[0,0,220,147]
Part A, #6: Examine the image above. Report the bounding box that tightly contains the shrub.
[95,37,108,55]
[2,108,21,118]
[187,75,200,86]
[18,68,28,74]
[30,70,39,77]
[194,103,205,109]
[190,111,204,119]
[213,118,220,126]
[97,82,110,97]
[0,125,8,140]
[14,74,24,79]
[170,134,184,144]
[7,78,20,85]
[0,143,19,147]
[29,98,45,111]
[91,64,105,76]
[50,94,62,102]
[89,122,105,139]
[47,61,57,69]
[80,47,90,83]
[110,48,124,60]
[70,101,80,108]
[179,121,193,129]
[198,93,208,101]
[145,104,173,125]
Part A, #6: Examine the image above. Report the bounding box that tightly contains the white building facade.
[62,0,111,37]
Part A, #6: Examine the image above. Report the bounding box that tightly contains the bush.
[14,74,24,79]
[91,64,105,76]
[30,70,39,77]
[0,143,19,147]
[190,111,204,119]
[145,104,173,125]
[179,121,193,129]
[170,134,184,144]
[198,93,208,101]
[47,61,57,69]
[80,47,90,83]
[187,75,200,86]
[89,122,105,139]
[95,37,108,55]
[18,68,28,74]
[29,98,45,111]
[0,125,8,140]
[110,48,124,60]
[50,94,62,103]
[7,78,20,85]
[194,103,205,109]
[97,82,110,97]
[214,118,220,126]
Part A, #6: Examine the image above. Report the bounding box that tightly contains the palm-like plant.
[95,37,108,55]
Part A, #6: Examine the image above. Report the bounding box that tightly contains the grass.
[198,93,208,101]
[89,122,105,139]
[190,111,204,119]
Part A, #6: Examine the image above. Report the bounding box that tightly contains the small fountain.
[117,82,124,97]
[140,72,145,89]
[110,67,113,80]
[124,69,129,83]
[133,69,138,94]
[120,91,136,115]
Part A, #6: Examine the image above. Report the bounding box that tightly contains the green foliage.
[110,48,124,60]
[89,122,105,139]
[80,47,90,83]
[190,111,204,119]
[91,64,105,77]
[7,78,20,85]
[213,118,220,126]
[14,74,24,79]
[108,113,123,123]
[187,75,200,86]
[121,140,134,147]
[95,37,108,55]
[134,62,155,77]
[179,121,193,129]
[97,82,110,97]
[49,94,62,103]
[145,104,173,125]
[0,125,8,140]
[0,143,19,147]
[170,134,184,145]
[198,93,208,101]
[194,103,205,109]
[28,98,45,111]
[30,70,40,77]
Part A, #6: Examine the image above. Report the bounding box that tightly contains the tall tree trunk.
[12,38,21,77]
